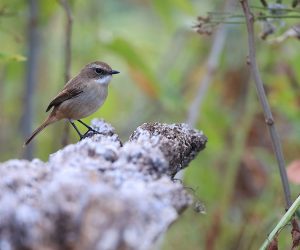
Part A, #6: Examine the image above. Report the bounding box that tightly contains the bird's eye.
[95,68,104,74]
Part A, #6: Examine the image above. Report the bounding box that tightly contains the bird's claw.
[79,128,103,141]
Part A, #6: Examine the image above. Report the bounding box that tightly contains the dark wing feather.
[46,88,83,112]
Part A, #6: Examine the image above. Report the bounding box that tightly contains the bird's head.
[82,61,120,85]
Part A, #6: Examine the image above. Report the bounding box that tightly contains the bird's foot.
[87,127,102,135]
[80,128,103,140]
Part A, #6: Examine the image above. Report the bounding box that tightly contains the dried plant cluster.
[194,1,300,43]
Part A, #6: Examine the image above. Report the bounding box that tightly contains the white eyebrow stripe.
[88,64,101,68]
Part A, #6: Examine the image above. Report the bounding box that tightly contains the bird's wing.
[46,87,83,112]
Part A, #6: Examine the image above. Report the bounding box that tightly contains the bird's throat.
[95,75,112,85]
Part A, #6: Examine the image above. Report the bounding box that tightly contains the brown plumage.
[24,61,119,146]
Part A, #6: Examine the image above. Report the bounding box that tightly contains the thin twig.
[58,0,73,146]
[173,0,234,181]
[186,25,226,126]
[187,0,236,127]
[208,14,300,24]
[259,15,300,19]
[240,0,292,208]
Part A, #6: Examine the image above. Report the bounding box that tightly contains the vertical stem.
[240,0,292,208]
[59,0,73,146]
[22,0,40,159]
[60,0,73,83]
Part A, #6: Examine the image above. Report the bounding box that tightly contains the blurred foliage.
[1,0,300,249]
[0,52,26,62]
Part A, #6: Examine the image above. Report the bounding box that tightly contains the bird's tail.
[23,116,57,146]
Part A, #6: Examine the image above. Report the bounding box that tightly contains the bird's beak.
[111,70,120,75]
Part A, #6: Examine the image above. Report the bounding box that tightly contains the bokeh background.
[1,0,300,249]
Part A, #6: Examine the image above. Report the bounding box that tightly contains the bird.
[24,61,119,146]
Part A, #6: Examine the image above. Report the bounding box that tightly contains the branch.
[58,0,73,146]
[0,119,207,250]
[240,0,292,208]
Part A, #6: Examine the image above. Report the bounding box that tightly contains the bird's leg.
[77,119,101,135]
[68,119,84,140]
